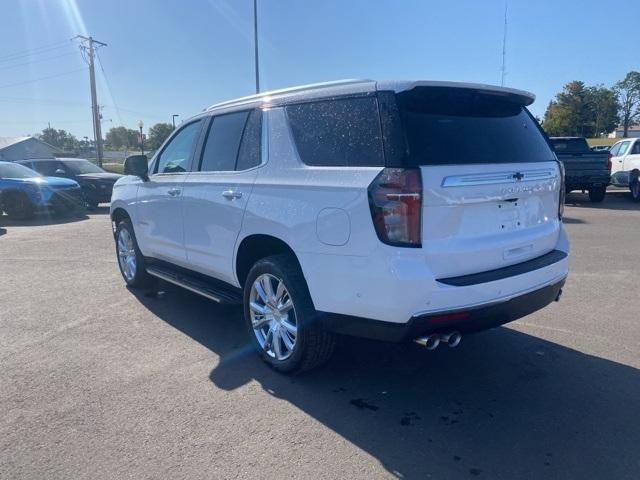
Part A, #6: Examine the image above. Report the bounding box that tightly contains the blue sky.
[1,0,638,138]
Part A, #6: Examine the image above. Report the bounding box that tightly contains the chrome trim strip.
[442,168,557,188]
[146,268,222,303]
[412,272,568,317]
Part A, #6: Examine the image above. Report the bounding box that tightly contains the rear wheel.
[115,219,153,288]
[588,186,606,203]
[631,179,640,202]
[244,254,336,373]
[3,191,34,220]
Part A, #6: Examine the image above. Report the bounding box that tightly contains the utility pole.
[73,35,107,167]
[500,2,508,87]
[172,114,179,129]
[253,0,260,93]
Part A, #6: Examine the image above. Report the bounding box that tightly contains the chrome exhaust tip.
[441,331,462,348]
[415,334,440,350]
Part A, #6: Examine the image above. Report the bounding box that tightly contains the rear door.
[391,86,561,279]
[136,119,203,264]
[610,140,631,176]
[182,109,262,285]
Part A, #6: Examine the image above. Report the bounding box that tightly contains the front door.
[136,119,204,265]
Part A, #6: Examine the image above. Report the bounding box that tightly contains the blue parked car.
[0,161,85,219]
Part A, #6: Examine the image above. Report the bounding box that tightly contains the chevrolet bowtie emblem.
[513,172,525,181]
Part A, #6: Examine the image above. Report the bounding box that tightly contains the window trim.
[152,119,204,175]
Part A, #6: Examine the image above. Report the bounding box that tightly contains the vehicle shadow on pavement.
[566,190,640,211]
[134,285,640,480]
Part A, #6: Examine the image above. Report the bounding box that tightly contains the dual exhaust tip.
[415,331,462,350]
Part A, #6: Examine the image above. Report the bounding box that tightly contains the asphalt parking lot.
[1,191,639,480]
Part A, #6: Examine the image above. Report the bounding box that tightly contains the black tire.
[114,218,154,288]
[243,254,336,373]
[3,191,34,220]
[631,180,640,202]
[588,186,606,203]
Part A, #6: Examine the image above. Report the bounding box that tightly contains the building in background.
[0,137,62,161]
[608,126,640,138]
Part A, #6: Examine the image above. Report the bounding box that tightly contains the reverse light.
[368,168,422,247]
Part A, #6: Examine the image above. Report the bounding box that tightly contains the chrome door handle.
[222,190,242,200]
[167,188,181,197]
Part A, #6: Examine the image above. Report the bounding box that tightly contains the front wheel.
[630,180,640,202]
[588,186,606,203]
[244,254,336,373]
[114,219,153,288]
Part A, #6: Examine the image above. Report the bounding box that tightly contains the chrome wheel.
[249,273,297,360]
[117,228,137,281]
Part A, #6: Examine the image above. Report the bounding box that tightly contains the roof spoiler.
[379,80,536,106]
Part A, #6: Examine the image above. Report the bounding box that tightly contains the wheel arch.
[110,207,131,235]
[235,234,303,288]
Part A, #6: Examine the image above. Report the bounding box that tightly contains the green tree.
[588,85,619,138]
[147,123,174,150]
[543,81,619,137]
[105,126,138,150]
[37,127,79,152]
[615,71,640,137]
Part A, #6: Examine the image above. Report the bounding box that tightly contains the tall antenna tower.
[501,2,508,86]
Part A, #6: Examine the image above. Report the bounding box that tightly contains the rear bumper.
[320,277,565,342]
[565,174,610,189]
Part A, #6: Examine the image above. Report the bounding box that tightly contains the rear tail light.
[368,168,422,247]
[607,153,612,171]
[557,160,565,220]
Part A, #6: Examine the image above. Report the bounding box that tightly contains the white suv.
[110,80,569,372]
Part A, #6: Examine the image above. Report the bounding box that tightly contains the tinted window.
[236,109,262,171]
[200,111,249,172]
[550,138,590,154]
[396,87,555,165]
[63,159,104,174]
[632,142,640,154]
[286,97,384,167]
[29,160,65,176]
[156,120,202,174]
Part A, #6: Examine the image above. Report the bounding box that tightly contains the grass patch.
[103,163,124,174]
[586,138,618,147]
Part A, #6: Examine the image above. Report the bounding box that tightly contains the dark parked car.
[549,137,611,202]
[0,161,84,219]
[17,158,122,208]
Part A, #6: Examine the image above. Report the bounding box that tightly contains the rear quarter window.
[394,87,555,166]
[286,96,384,167]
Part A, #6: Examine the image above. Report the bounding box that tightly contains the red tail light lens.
[607,153,612,171]
[368,168,422,247]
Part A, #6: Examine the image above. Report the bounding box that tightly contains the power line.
[0,68,87,90]
[0,42,73,64]
[0,52,78,72]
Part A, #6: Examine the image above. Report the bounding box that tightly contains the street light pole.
[253,0,260,94]
[138,120,144,156]
[172,114,179,129]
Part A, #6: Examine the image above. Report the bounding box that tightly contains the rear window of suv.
[286,96,384,167]
[395,87,555,166]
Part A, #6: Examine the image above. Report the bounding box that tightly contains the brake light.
[557,160,565,220]
[607,153,612,171]
[368,168,422,247]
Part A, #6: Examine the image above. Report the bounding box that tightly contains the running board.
[146,266,242,304]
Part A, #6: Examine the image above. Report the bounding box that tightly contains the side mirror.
[124,155,149,181]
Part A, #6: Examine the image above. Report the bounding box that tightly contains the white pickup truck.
[609,138,640,201]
